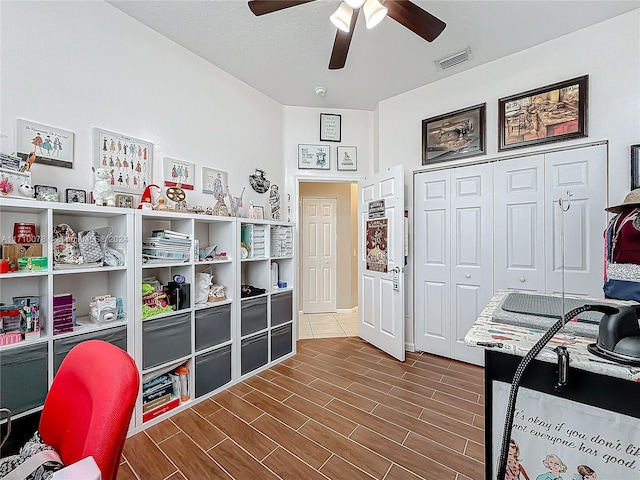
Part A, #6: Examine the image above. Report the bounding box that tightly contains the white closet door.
[414,169,452,358]
[494,155,546,292]
[450,164,492,365]
[545,144,608,298]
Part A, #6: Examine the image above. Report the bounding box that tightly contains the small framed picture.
[337,146,357,171]
[65,188,87,203]
[115,193,135,209]
[320,113,341,142]
[631,144,640,190]
[298,144,330,170]
[34,185,58,202]
[254,205,264,220]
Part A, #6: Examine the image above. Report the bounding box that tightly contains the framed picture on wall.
[298,144,330,170]
[320,113,341,142]
[631,144,640,190]
[93,127,153,195]
[163,157,195,190]
[498,75,588,151]
[337,146,357,171]
[422,103,486,165]
[16,119,75,169]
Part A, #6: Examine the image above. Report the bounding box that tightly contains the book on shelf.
[151,229,190,240]
[142,397,180,422]
[142,393,173,413]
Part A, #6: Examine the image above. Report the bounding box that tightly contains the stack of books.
[141,373,179,422]
[53,293,74,334]
[142,230,192,263]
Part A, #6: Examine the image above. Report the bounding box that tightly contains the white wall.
[0,1,284,209]
[283,106,374,195]
[376,10,640,348]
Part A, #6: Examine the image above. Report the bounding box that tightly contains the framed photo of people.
[16,119,75,169]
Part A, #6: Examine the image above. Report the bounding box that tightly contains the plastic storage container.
[240,297,267,336]
[271,323,293,361]
[0,343,48,415]
[195,304,231,352]
[271,291,292,327]
[53,325,127,373]
[142,312,191,369]
[195,345,231,397]
[241,332,268,376]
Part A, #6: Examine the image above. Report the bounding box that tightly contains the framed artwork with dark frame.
[320,113,341,142]
[631,144,640,190]
[498,75,588,152]
[422,103,486,165]
[65,188,86,204]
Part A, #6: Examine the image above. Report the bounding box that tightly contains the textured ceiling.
[107,0,639,110]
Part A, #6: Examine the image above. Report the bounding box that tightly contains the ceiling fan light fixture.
[330,2,354,33]
[363,0,387,29]
[345,0,365,8]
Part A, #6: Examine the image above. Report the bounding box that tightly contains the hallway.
[298,312,359,339]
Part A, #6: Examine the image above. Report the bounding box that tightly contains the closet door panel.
[414,170,452,357]
[450,164,492,365]
[545,144,607,298]
[494,156,545,292]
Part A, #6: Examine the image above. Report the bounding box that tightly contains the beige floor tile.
[298,323,314,339]
[335,313,358,323]
[311,323,346,335]
[297,315,311,327]
[342,326,359,336]
[306,314,338,324]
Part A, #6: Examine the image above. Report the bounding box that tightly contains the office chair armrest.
[51,456,101,480]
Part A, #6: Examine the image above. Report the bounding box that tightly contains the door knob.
[465,273,471,279]
[519,277,526,282]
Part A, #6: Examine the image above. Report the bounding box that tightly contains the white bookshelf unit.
[0,197,296,438]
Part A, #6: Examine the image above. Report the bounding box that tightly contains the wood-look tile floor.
[118,337,485,480]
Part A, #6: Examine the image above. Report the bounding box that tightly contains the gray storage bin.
[195,304,231,352]
[143,312,191,369]
[241,332,268,376]
[241,297,267,336]
[271,291,292,327]
[54,325,127,373]
[195,345,231,397]
[0,343,48,415]
[271,323,293,361]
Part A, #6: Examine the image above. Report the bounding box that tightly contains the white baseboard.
[405,342,415,353]
[299,306,358,316]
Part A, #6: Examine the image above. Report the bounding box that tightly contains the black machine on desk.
[587,304,640,366]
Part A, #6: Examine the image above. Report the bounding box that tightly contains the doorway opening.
[298,181,358,339]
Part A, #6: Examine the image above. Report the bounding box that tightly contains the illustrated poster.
[492,381,640,480]
[366,219,388,272]
[16,119,74,169]
[93,128,152,194]
[163,157,195,190]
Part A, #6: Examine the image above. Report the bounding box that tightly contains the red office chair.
[39,340,139,480]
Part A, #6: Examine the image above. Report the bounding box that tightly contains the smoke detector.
[435,47,472,71]
[315,86,327,97]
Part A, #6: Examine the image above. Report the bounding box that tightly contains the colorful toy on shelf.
[138,184,161,210]
[92,167,116,206]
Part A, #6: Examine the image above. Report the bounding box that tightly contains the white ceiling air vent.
[435,47,472,71]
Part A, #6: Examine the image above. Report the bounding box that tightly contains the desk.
[465,291,640,480]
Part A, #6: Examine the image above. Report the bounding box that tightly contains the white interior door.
[545,144,607,298]
[450,164,493,365]
[302,197,337,313]
[494,155,545,292]
[358,165,405,361]
[414,169,452,358]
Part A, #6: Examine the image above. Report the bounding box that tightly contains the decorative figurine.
[268,184,280,220]
[212,193,230,216]
[92,167,116,206]
[249,168,270,193]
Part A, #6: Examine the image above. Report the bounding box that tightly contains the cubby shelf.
[1,197,296,435]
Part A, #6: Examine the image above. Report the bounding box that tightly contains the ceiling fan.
[248,0,446,70]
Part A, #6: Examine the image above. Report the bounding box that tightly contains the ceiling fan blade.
[248,0,315,16]
[386,0,446,42]
[329,7,359,70]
